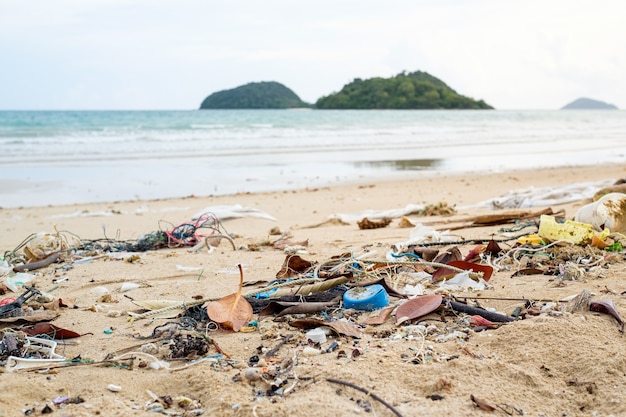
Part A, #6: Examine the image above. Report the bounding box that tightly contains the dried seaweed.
[357,217,392,230]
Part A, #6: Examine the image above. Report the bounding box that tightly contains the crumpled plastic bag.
[436,272,488,291]
[388,223,456,260]
[23,231,81,262]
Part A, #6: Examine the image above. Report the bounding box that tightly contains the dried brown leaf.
[205,264,253,331]
[431,260,493,282]
[364,306,395,325]
[590,299,625,332]
[396,294,443,324]
[21,323,82,339]
[276,254,314,278]
[326,320,363,338]
[432,247,462,265]
[289,318,363,338]
[485,239,503,256]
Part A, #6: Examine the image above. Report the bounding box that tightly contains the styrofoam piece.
[305,327,327,344]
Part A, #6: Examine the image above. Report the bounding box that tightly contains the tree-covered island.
[199,71,493,110]
[315,71,492,109]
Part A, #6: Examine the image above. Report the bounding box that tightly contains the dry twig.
[326,378,404,417]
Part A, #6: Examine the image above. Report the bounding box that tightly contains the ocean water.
[1,109,625,208]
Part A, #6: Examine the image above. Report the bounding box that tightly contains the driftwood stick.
[13,252,60,272]
[455,295,570,303]
[447,300,516,323]
[326,378,405,417]
[265,334,294,358]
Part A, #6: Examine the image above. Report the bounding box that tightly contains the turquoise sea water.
[1,109,625,208]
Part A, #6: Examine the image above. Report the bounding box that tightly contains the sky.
[1,0,624,110]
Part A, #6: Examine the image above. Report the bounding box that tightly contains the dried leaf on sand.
[204,264,253,331]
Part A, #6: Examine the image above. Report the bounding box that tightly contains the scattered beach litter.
[468,178,615,209]
[328,202,455,224]
[1,186,626,416]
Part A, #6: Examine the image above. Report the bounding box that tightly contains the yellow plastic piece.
[538,214,607,245]
[239,325,257,333]
[597,228,611,240]
[517,234,545,245]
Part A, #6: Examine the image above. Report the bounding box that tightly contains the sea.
[1,109,625,208]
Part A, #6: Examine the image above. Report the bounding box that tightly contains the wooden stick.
[272,276,348,298]
[265,334,294,358]
[447,300,515,322]
[326,378,405,417]
[13,252,59,272]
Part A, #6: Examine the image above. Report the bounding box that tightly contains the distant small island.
[315,71,493,110]
[200,81,310,109]
[561,97,618,110]
[199,70,493,110]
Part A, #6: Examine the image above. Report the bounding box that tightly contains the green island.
[199,71,493,110]
[315,71,492,109]
[200,81,310,109]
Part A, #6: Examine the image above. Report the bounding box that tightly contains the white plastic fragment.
[90,286,109,295]
[305,327,327,344]
[4,272,36,292]
[149,360,170,370]
[176,265,203,272]
[435,331,469,343]
[119,282,140,292]
[107,384,122,392]
[146,389,159,401]
[437,272,488,291]
[301,346,321,356]
[192,204,277,221]
[244,367,263,382]
[402,283,426,297]
[5,336,65,372]
[141,343,159,354]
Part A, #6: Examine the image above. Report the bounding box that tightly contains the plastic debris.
[538,214,607,245]
[575,192,626,233]
[107,384,122,392]
[5,336,66,372]
[343,284,390,311]
[305,327,328,344]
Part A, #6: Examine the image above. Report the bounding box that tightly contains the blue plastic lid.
[343,284,389,311]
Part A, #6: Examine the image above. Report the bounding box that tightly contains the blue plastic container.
[343,284,389,311]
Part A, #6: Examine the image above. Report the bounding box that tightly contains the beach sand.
[1,164,625,416]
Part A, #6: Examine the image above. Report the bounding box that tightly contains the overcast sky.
[1,0,623,110]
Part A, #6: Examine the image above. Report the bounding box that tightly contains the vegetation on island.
[561,97,618,110]
[315,71,493,110]
[199,71,493,110]
[199,81,310,109]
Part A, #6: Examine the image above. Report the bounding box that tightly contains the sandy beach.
[1,163,626,417]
